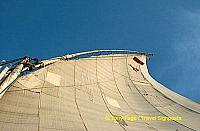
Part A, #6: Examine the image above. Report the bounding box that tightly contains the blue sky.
[0,0,200,102]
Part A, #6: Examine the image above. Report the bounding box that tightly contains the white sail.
[0,50,199,131]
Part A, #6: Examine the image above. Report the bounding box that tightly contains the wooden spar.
[0,57,30,98]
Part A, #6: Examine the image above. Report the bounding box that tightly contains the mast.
[0,66,10,81]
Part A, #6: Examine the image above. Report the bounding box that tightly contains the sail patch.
[19,74,43,89]
[106,96,120,108]
[45,72,61,86]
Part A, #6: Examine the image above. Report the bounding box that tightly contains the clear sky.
[0,0,200,102]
